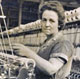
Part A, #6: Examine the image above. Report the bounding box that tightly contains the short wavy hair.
[38,1,65,26]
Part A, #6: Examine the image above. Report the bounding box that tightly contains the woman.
[13,1,74,79]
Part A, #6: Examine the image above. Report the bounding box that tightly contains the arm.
[28,52,64,75]
[13,43,64,75]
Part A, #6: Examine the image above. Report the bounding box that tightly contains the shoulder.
[61,40,74,52]
[54,39,73,50]
[50,39,74,58]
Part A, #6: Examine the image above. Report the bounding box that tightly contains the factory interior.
[0,0,80,79]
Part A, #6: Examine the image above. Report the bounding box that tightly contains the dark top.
[17,32,74,79]
[35,32,74,79]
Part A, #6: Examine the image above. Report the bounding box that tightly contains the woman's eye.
[42,18,46,21]
[50,19,55,23]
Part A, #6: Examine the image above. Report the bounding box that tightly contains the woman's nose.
[46,21,50,27]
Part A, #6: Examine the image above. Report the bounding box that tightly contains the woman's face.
[41,10,59,36]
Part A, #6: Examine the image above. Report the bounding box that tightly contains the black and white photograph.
[0,0,80,79]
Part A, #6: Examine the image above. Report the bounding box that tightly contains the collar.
[44,31,63,44]
[53,31,63,41]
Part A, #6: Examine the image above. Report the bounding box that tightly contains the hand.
[12,43,32,57]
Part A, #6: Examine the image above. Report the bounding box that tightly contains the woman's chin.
[45,32,52,36]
